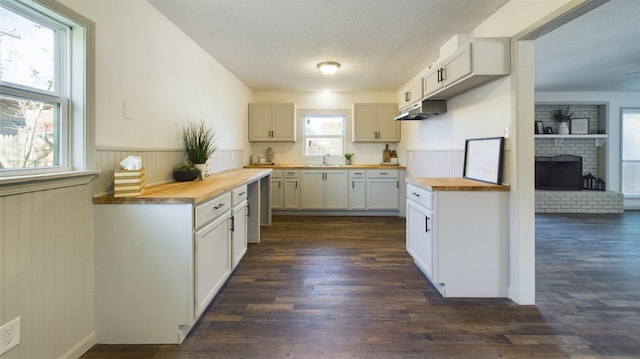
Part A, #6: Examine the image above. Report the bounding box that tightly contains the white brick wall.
[535,104,600,134]
[534,104,622,213]
[535,190,623,213]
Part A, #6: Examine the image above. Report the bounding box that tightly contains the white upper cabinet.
[353,103,400,143]
[248,103,296,142]
[397,76,424,111]
[423,37,510,100]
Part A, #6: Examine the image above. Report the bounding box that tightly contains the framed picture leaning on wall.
[535,121,544,134]
[571,118,589,134]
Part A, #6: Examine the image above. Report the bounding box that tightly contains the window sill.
[0,170,101,197]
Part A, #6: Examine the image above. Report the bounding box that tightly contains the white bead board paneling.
[0,182,96,358]
[405,149,465,179]
[94,148,244,195]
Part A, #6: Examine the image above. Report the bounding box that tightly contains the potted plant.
[553,107,573,135]
[343,152,354,165]
[181,120,216,176]
[172,162,201,182]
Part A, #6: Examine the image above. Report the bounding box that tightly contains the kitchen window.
[0,0,92,177]
[622,108,640,196]
[303,114,344,156]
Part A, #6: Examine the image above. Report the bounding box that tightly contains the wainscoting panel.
[94,148,244,196]
[0,182,96,358]
[405,150,465,178]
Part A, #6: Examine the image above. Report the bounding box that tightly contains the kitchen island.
[93,168,271,344]
[405,177,510,297]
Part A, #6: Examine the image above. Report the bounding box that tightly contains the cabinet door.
[352,103,377,142]
[300,171,325,209]
[349,179,366,210]
[283,178,300,210]
[367,179,399,210]
[271,103,296,141]
[376,103,400,142]
[423,67,443,97]
[271,179,283,209]
[248,103,272,141]
[442,44,472,86]
[231,203,247,269]
[194,213,231,318]
[406,201,434,279]
[324,170,349,209]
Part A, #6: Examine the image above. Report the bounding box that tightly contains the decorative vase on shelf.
[558,122,570,135]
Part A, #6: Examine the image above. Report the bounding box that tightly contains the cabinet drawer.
[366,169,398,179]
[271,170,283,179]
[283,170,299,178]
[195,192,231,229]
[349,170,365,179]
[231,185,248,206]
[407,183,432,210]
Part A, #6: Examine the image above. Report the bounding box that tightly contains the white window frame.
[0,0,95,195]
[621,107,640,197]
[302,110,346,158]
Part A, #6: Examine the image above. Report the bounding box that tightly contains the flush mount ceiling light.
[317,61,341,75]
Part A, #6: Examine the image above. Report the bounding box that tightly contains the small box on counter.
[114,167,145,197]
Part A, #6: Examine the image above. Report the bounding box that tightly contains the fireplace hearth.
[535,155,583,191]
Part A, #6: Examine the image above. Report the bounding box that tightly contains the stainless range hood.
[394,100,447,121]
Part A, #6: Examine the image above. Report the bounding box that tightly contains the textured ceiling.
[535,0,640,92]
[147,0,509,92]
[147,0,640,94]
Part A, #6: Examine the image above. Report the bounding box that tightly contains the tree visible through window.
[1,1,66,171]
[622,108,640,196]
[304,115,344,156]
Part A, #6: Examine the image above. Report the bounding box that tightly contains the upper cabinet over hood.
[423,37,510,100]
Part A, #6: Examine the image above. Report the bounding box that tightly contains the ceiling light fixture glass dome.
[317,61,341,75]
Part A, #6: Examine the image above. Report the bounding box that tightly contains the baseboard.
[58,332,96,359]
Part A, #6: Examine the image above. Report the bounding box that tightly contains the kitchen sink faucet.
[322,153,330,165]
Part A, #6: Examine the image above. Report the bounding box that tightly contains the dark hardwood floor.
[83,213,640,358]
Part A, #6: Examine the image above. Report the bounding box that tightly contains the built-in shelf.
[534,134,608,147]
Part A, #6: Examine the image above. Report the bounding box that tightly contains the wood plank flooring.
[82,213,640,358]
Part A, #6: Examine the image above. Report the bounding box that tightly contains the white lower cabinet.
[406,182,508,297]
[194,206,231,318]
[300,170,349,209]
[366,170,399,210]
[94,176,267,344]
[270,170,284,209]
[349,170,366,210]
[272,169,300,210]
[231,185,248,269]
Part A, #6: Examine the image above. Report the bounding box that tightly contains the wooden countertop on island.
[406,177,510,192]
[245,164,406,170]
[93,168,272,204]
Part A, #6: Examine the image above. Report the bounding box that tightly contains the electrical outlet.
[0,317,20,355]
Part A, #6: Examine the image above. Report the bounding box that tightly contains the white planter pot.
[557,122,569,135]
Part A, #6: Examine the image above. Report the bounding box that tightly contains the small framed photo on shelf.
[545,127,553,134]
[535,121,544,134]
[571,118,589,135]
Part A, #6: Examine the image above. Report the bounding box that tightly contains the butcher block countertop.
[245,164,406,170]
[93,168,272,204]
[406,177,510,192]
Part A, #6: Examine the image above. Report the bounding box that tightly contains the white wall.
[59,0,253,154]
[251,91,397,165]
[1,1,253,358]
